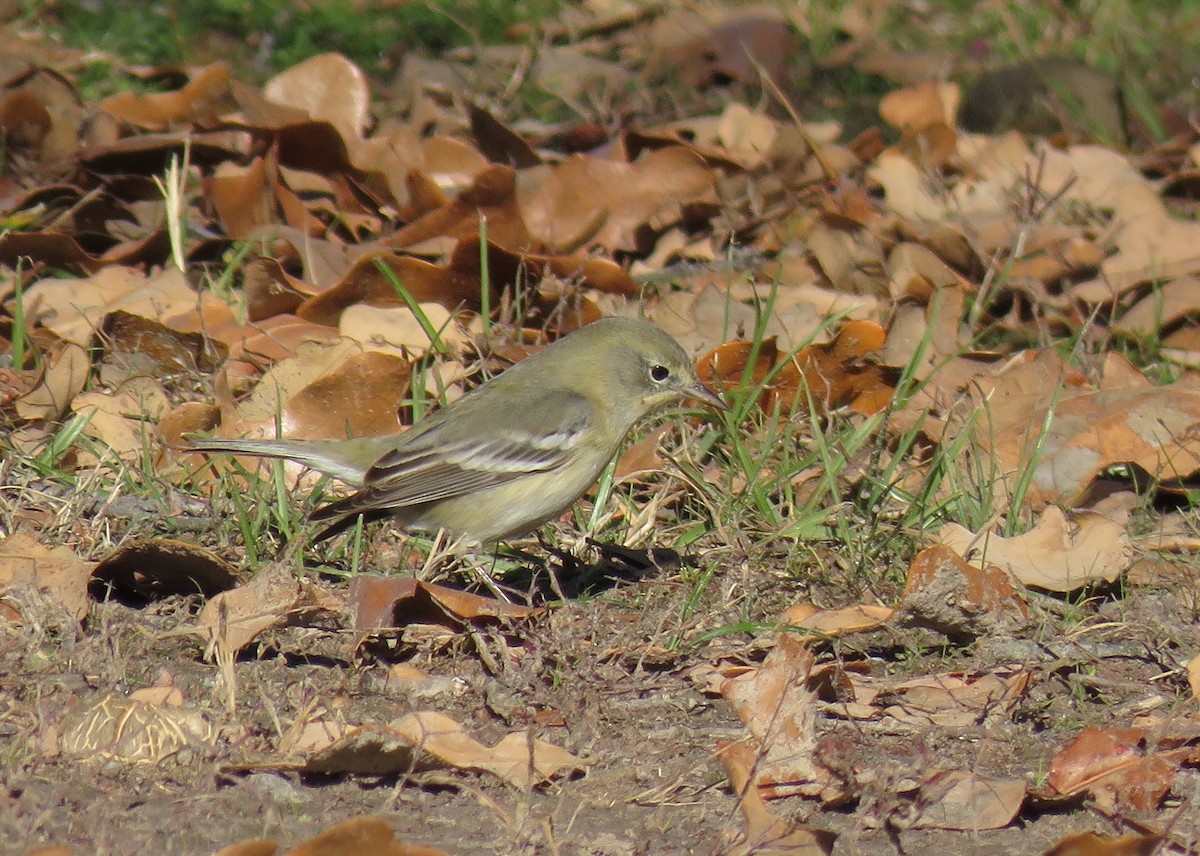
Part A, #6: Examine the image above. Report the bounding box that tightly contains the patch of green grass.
[22,0,565,81]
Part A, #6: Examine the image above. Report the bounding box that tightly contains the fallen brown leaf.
[894,544,1028,642]
[938,507,1131,592]
[906,769,1025,830]
[721,633,841,801]
[1047,726,1181,815]
[1041,831,1164,856]
[279,711,582,788]
[0,532,93,622]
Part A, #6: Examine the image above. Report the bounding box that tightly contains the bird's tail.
[183,435,396,486]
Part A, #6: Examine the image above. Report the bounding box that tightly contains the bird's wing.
[310,388,593,519]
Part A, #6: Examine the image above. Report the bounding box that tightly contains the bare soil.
[4,540,1199,855]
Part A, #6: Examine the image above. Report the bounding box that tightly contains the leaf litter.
[2,2,1200,854]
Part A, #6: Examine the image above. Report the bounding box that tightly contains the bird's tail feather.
[183,436,391,486]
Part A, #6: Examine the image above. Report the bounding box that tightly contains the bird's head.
[580,317,726,422]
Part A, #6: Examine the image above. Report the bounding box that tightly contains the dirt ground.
[4,537,1199,856]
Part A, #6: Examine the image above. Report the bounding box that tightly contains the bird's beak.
[681,380,729,412]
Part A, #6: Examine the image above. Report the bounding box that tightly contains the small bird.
[185,316,724,543]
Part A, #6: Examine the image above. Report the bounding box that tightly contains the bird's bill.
[681,381,729,411]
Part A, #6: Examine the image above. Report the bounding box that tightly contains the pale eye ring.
[649,364,670,382]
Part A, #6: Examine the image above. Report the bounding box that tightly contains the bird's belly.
[409,465,606,543]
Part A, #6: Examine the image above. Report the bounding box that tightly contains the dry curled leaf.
[938,507,1131,592]
[276,711,582,788]
[0,533,93,622]
[697,320,896,416]
[1047,727,1181,815]
[13,341,89,420]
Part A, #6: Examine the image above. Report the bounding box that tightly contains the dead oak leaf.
[196,563,343,657]
[389,164,531,251]
[1047,726,1181,815]
[282,711,581,788]
[1035,145,1200,294]
[906,769,1025,831]
[24,266,217,347]
[697,320,896,416]
[0,533,93,622]
[720,633,841,801]
[1114,275,1200,337]
[348,575,536,634]
[521,146,715,253]
[1041,832,1164,856]
[939,508,1130,592]
[274,815,449,856]
[100,62,231,129]
[719,739,836,856]
[779,603,893,638]
[877,667,1030,728]
[262,53,370,142]
[968,349,1200,507]
[879,81,960,168]
[13,341,89,421]
[72,380,171,461]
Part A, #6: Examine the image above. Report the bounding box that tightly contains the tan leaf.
[263,53,370,141]
[1034,145,1200,294]
[1114,275,1200,337]
[779,603,894,638]
[25,266,211,346]
[231,338,363,431]
[100,62,231,128]
[907,770,1025,830]
[721,633,840,800]
[389,164,531,251]
[696,320,896,417]
[0,533,93,622]
[613,424,669,479]
[868,151,950,219]
[719,739,836,856]
[938,508,1130,592]
[886,242,972,299]
[960,348,1200,506]
[292,712,583,788]
[196,563,342,657]
[716,103,778,169]
[879,82,960,167]
[348,576,536,633]
[72,380,170,460]
[281,815,449,856]
[1041,832,1164,856]
[390,711,581,788]
[880,667,1029,727]
[521,146,715,252]
[205,156,276,240]
[1047,727,1179,814]
[14,342,89,420]
[338,304,466,357]
[1188,653,1200,702]
[279,350,412,441]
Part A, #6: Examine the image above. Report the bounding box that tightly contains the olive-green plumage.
[186,317,723,543]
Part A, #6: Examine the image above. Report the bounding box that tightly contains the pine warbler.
[186,316,724,543]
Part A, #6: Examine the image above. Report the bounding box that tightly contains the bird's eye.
[649,364,670,383]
